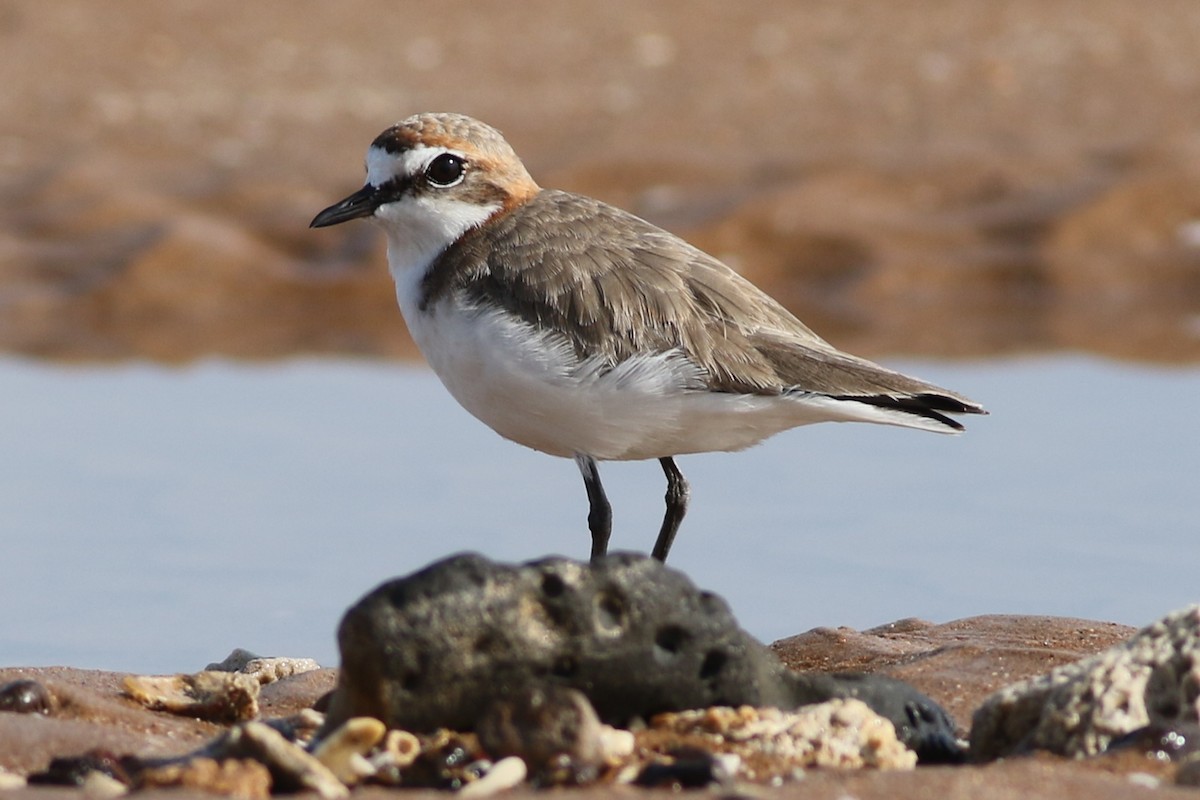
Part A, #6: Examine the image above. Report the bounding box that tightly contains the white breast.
[391,271,844,461]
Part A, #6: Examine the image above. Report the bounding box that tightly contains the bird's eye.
[425,154,465,187]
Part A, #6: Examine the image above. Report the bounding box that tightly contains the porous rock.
[970,605,1200,760]
[322,552,958,760]
[206,650,322,685]
[476,686,605,772]
[136,757,272,800]
[122,671,260,723]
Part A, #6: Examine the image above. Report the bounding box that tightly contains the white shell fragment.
[81,771,128,799]
[212,721,348,799]
[0,771,28,791]
[371,728,422,770]
[311,717,387,785]
[457,756,527,798]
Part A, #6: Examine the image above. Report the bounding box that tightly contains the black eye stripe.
[372,175,411,204]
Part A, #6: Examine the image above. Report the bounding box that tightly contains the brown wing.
[427,190,983,424]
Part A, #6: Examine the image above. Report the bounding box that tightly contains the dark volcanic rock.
[323,553,960,761]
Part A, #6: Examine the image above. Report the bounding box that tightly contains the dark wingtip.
[835,392,984,430]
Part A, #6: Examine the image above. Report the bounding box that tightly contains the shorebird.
[311,113,985,563]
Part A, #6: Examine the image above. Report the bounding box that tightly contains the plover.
[311,112,985,562]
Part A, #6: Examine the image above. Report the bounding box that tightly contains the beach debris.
[632,748,730,789]
[380,729,422,768]
[476,686,605,773]
[1109,720,1200,762]
[971,604,1200,759]
[26,749,131,788]
[643,700,918,780]
[262,707,326,745]
[457,756,527,798]
[81,770,129,799]
[0,678,55,715]
[395,730,489,790]
[123,671,260,723]
[206,649,322,685]
[322,552,958,760]
[208,721,347,799]
[310,716,386,785]
[136,758,272,800]
[0,770,27,791]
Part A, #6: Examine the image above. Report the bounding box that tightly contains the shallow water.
[2,355,1197,673]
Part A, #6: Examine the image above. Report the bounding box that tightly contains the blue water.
[2,356,1197,673]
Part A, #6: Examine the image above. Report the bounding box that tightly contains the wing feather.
[428,190,984,425]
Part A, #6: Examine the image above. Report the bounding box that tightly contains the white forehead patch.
[365,144,466,188]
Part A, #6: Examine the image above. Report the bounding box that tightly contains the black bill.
[310,184,381,228]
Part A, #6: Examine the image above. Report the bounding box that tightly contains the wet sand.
[2,1,1200,362]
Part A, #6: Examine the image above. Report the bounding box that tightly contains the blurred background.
[2,1,1199,672]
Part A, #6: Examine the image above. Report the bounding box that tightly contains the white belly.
[396,291,843,461]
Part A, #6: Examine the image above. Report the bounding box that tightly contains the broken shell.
[123,671,260,723]
[380,729,421,768]
[211,721,347,800]
[458,756,527,798]
[311,717,386,785]
[81,772,128,799]
[597,725,635,762]
[0,771,27,790]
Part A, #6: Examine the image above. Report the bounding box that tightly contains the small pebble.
[1113,722,1200,761]
[402,731,487,789]
[0,679,54,714]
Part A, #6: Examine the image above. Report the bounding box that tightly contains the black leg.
[651,457,690,562]
[574,454,612,562]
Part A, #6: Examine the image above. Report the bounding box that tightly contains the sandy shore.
[6,614,1189,799]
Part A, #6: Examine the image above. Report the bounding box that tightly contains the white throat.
[372,195,500,325]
